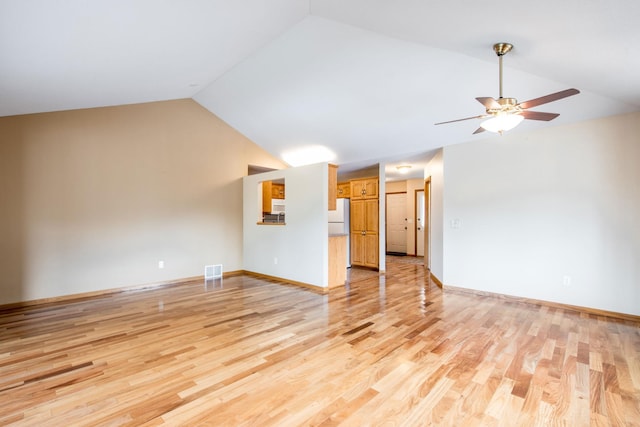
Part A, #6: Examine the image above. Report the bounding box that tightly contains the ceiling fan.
[435,43,580,135]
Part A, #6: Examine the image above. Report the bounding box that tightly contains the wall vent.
[204,264,223,279]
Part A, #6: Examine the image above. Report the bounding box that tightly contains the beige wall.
[385,181,406,193]
[337,165,379,182]
[0,99,285,304]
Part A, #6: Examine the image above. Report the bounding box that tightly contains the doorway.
[385,193,407,254]
[415,179,431,269]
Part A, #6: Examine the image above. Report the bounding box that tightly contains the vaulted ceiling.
[2,1,638,179]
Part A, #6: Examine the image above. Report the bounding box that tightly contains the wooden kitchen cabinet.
[350,178,378,200]
[262,181,272,213]
[337,182,351,198]
[351,231,379,267]
[271,183,285,199]
[350,198,379,269]
[328,164,338,210]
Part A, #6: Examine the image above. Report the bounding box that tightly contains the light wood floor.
[1,258,639,426]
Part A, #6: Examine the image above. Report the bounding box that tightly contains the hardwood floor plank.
[1,257,638,425]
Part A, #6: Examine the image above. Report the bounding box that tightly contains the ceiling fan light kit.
[435,43,580,135]
[480,113,524,133]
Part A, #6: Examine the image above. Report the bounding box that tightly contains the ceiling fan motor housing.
[486,97,521,115]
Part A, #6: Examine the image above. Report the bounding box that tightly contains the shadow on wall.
[0,116,27,304]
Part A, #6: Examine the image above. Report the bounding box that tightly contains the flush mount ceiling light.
[396,165,412,174]
[435,42,580,135]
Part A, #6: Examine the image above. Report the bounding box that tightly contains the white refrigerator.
[328,198,350,268]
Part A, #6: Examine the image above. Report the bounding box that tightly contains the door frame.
[414,178,431,267]
[424,178,431,270]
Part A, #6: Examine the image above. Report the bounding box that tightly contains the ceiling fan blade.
[520,111,560,121]
[476,97,501,110]
[435,115,487,125]
[472,127,486,135]
[518,88,580,109]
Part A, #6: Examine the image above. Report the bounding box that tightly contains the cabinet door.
[351,232,365,265]
[364,179,378,199]
[271,183,285,199]
[350,181,365,200]
[365,199,378,233]
[337,182,351,198]
[350,200,366,232]
[364,232,379,267]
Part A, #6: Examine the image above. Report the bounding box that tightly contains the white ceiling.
[2,1,638,180]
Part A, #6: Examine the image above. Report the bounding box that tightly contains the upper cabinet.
[328,164,338,210]
[337,182,351,198]
[271,183,285,199]
[350,178,379,200]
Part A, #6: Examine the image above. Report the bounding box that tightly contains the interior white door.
[416,190,425,257]
[386,193,407,254]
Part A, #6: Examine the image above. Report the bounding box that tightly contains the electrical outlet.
[158,260,164,269]
[274,257,278,265]
[563,275,571,286]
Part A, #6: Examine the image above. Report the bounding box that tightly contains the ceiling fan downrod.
[494,43,513,99]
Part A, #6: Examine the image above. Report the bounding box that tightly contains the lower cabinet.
[351,231,378,268]
[350,198,379,269]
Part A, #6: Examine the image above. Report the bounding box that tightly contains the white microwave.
[271,199,286,214]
